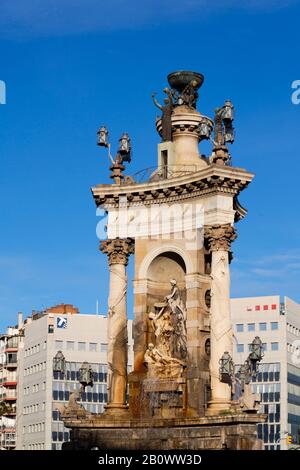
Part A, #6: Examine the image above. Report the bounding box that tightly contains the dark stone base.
[62,412,265,450]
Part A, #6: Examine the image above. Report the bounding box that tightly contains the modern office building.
[0,314,23,450]
[16,304,133,450]
[231,295,300,450]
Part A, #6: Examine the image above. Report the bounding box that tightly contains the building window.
[100,343,108,352]
[271,342,279,351]
[89,343,97,352]
[237,344,244,353]
[259,323,267,331]
[236,324,244,333]
[248,323,255,332]
[78,342,86,351]
[55,340,63,349]
[48,325,54,334]
[262,343,267,352]
[67,341,74,351]
[271,322,279,330]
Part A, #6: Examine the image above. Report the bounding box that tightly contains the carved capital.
[205,224,237,251]
[100,238,134,265]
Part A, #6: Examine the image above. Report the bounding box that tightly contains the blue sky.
[0,0,300,330]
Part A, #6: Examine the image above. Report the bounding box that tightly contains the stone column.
[100,238,134,411]
[205,224,237,413]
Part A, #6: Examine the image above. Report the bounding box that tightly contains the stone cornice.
[92,165,254,209]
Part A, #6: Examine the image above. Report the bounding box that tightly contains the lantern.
[219,351,234,384]
[79,361,94,389]
[53,351,66,377]
[222,100,234,122]
[249,336,264,364]
[97,126,109,147]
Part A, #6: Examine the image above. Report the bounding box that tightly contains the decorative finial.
[97,126,132,184]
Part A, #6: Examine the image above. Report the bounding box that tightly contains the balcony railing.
[1,373,17,384]
[123,164,198,185]
[2,390,17,400]
[5,337,19,349]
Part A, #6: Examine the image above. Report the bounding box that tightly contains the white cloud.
[0,0,298,38]
[231,249,300,302]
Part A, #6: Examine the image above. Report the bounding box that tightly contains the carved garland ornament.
[205,224,237,252]
[100,238,134,265]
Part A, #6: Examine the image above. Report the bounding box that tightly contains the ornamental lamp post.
[96,127,132,183]
[249,336,264,371]
[53,351,66,378]
[239,358,252,385]
[79,361,94,391]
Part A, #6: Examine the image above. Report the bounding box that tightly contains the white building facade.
[16,309,133,450]
[231,295,300,450]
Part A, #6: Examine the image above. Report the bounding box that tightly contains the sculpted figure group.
[145,279,187,379]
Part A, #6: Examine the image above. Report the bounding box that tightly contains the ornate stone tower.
[62,71,265,450]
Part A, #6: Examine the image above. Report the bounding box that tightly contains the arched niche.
[146,251,186,311]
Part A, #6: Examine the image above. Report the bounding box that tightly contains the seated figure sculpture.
[144,343,185,379]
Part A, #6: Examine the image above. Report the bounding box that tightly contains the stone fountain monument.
[62,70,265,450]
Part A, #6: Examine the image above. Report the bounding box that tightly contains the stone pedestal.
[62,411,266,450]
[156,105,213,170]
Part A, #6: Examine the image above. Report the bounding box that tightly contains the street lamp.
[79,361,94,391]
[53,351,66,378]
[222,99,234,121]
[117,132,131,162]
[239,358,252,385]
[249,336,264,374]
[198,117,213,140]
[219,351,234,384]
[97,126,109,148]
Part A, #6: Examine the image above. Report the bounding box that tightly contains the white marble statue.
[148,307,174,357]
[165,279,187,359]
[144,343,185,378]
